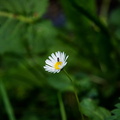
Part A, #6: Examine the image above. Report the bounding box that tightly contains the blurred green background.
[0,0,120,120]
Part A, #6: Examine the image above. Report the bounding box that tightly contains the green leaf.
[80,98,110,120]
[109,8,120,26]
[102,100,120,120]
[0,19,25,54]
[32,0,48,17]
[26,21,57,54]
[4,59,46,88]
[0,0,48,16]
[47,72,74,91]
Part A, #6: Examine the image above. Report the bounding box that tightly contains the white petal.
[51,53,57,61]
[45,60,53,66]
[55,51,60,58]
[44,65,55,73]
[48,56,56,63]
[61,52,65,62]
[57,70,60,73]
[58,51,61,58]
[65,55,69,62]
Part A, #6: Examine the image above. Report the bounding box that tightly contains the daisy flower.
[44,51,69,73]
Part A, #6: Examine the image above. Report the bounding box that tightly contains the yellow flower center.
[54,62,62,69]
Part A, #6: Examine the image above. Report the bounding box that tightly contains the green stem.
[0,80,16,120]
[63,69,73,83]
[63,69,84,120]
[69,0,110,36]
[0,11,39,23]
[57,92,67,120]
[100,0,111,20]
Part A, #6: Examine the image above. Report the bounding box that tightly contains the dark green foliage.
[0,0,120,120]
[106,101,120,120]
[81,98,110,120]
